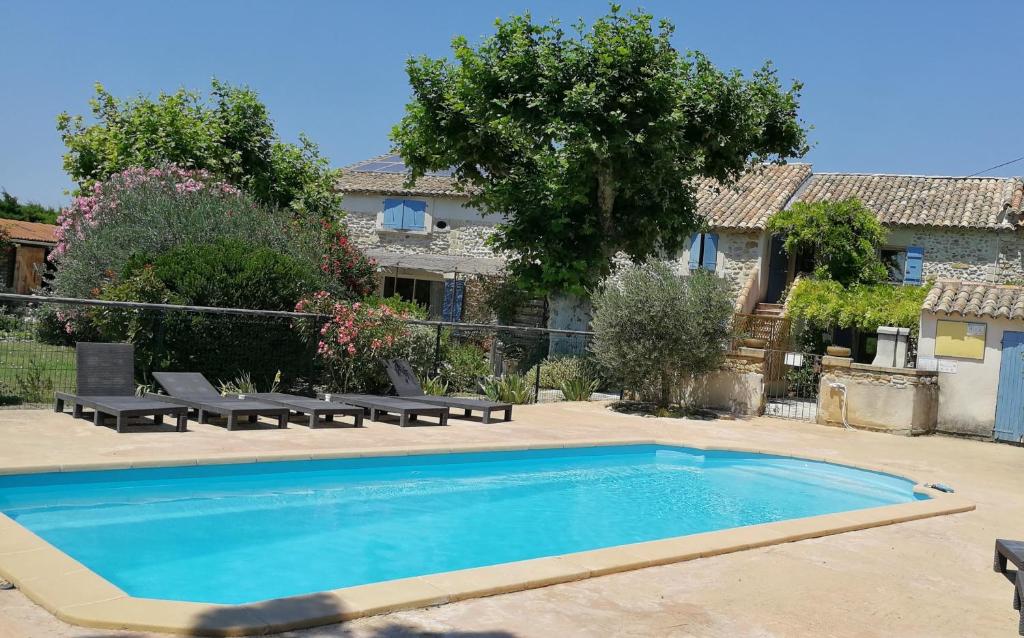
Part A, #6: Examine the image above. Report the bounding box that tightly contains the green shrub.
[480,373,533,404]
[121,239,320,310]
[420,375,449,396]
[439,340,490,393]
[14,360,54,404]
[50,166,374,302]
[766,198,887,286]
[786,278,929,334]
[559,375,599,401]
[374,295,429,320]
[590,262,733,407]
[528,355,604,390]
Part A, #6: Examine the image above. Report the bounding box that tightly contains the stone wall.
[682,348,765,415]
[818,356,938,435]
[345,210,496,258]
[717,231,763,293]
[886,227,1024,283]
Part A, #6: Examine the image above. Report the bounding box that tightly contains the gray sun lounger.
[150,372,290,430]
[53,342,188,433]
[244,392,364,428]
[319,393,449,427]
[385,359,512,423]
[994,539,1024,634]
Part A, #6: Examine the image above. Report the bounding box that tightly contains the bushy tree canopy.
[393,6,808,294]
[57,80,341,219]
[0,190,59,224]
[49,165,375,301]
[590,262,733,407]
[766,197,887,286]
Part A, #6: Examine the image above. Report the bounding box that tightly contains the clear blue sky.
[2,0,1022,209]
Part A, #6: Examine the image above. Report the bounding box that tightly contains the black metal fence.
[0,293,603,408]
[762,349,822,421]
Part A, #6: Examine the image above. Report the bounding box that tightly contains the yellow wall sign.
[935,320,986,360]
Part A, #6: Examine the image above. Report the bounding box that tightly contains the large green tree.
[57,80,341,219]
[393,6,808,294]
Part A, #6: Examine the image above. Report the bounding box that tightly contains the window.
[687,232,718,272]
[383,276,433,309]
[881,246,924,285]
[382,198,427,231]
[880,248,906,284]
[935,320,986,360]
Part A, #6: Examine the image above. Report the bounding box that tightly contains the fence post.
[433,323,442,377]
[150,310,166,383]
[533,357,541,404]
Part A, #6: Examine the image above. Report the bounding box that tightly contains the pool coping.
[0,438,975,637]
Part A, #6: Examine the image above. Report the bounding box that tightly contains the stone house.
[917,279,1024,441]
[337,153,1024,325]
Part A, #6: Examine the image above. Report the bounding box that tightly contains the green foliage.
[420,374,449,396]
[50,170,373,302]
[14,359,54,404]
[786,277,930,333]
[480,373,533,404]
[374,294,429,320]
[438,339,491,393]
[590,262,733,407]
[393,6,807,294]
[479,276,533,324]
[559,375,599,402]
[121,239,321,310]
[766,198,887,286]
[528,355,604,390]
[57,80,342,219]
[0,190,59,224]
[218,370,281,396]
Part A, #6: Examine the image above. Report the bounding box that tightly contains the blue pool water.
[0,445,923,604]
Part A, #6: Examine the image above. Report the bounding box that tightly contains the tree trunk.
[659,366,672,409]
[596,166,617,257]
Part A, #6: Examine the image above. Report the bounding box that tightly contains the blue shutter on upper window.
[903,246,924,285]
[403,200,427,231]
[687,233,702,271]
[701,233,719,272]
[383,199,403,229]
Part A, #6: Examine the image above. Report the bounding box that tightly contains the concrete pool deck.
[0,402,1019,637]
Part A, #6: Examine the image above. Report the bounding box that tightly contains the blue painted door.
[994,331,1024,443]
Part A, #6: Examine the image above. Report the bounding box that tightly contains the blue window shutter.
[383,199,403,229]
[904,246,924,285]
[701,233,719,272]
[442,279,465,322]
[687,233,702,271]
[403,200,427,231]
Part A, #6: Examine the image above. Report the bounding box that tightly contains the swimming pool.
[0,444,925,605]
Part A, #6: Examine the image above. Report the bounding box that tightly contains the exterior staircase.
[753,302,784,318]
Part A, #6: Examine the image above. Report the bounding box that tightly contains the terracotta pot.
[826,346,852,357]
[741,337,767,349]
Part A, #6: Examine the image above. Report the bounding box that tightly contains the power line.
[966,154,1024,177]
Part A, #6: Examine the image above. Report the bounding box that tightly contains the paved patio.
[0,402,1020,637]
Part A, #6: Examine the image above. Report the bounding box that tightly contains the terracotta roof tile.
[796,173,1023,230]
[0,219,57,244]
[697,163,812,230]
[922,279,1024,321]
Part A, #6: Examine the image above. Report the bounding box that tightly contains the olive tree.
[590,261,733,408]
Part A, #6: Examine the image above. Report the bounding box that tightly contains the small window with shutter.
[687,232,719,273]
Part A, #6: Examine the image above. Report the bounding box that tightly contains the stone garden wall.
[818,356,938,435]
